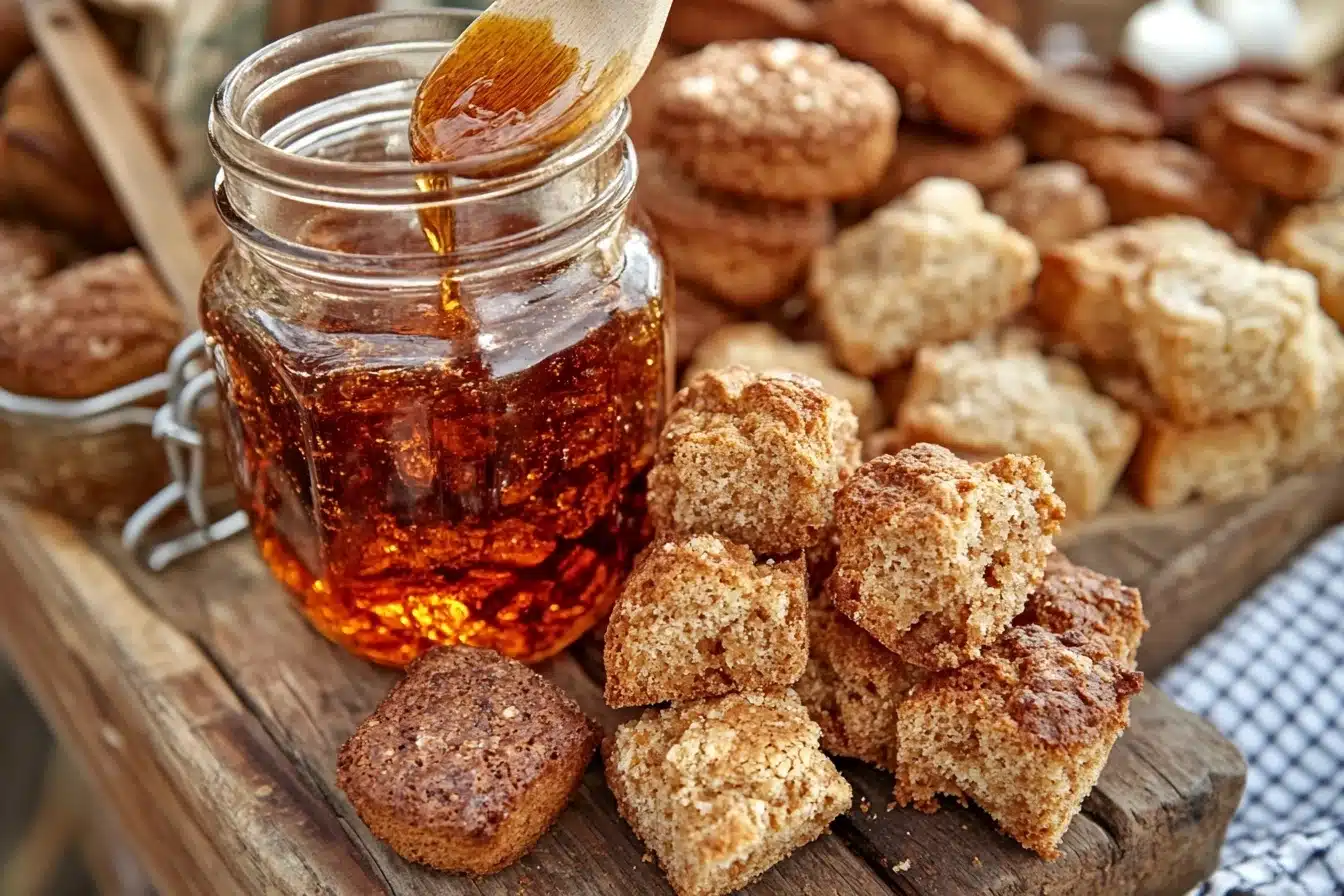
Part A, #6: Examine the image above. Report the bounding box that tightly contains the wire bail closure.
[121,330,247,570]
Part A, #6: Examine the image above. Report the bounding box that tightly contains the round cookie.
[663,0,819,47]
[654,39,899,201]
[639,148,834,306]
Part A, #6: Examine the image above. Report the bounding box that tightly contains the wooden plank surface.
[6,461,1338,895]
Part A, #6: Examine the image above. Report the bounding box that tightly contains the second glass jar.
[203,11,670,666]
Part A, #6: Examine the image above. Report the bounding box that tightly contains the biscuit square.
[1265,199,1344,328]
[604,691,852,896]
[1132,247,1325,425]
[1034,217,1235,364]
[795,595,927,771]
[1100,373,1281,509]
[1274,316,1344,474]
[688,321,884,435]
[603,535,808,708]
[1075,138,1261,245]
[648,367,861,554]
[819,0,1039,137]
[1196,81,1344,202]
[1016,555,1148,667]
[894,626,1143,859]
[987,161,1109,250]
[336,647,600,875]
[826,444,1065,670]
[810,190,1039,375]
[895,329,1140,519]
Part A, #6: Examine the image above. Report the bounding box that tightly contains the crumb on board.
[894,859,912,873]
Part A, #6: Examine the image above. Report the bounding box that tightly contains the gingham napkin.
[1160,524,1344,895]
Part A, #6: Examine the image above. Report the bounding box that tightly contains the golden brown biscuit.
[826,444,1066,670]
[1034,217,1236,365]
[1075,138,1261,245]
[1017,555,1148,667]
[1018,72,1163,163]
[639,149,834,306]
[1132,247,1324,425]
[0,252,182,400]
[988,162,1109,250]
[655,39,899,200]
[605,692,851,896]
[818,0,1039,138]
[894,625,1143,859]
[337,646,599,876]
[648,367,861,554]
[0,220,75,291]
[662,0,819,47]
[1196,81,1344,202]
[603,535,807,708]
[1100,373,1282,509]
[810,187,1039,375]
[688,322,884,435]
[895,329,1139,519]
[854,124,1025,213]
[794,595,927,771]
[1264,199,1344,327]
[0,57,173,246]
[1274,316,1344,475]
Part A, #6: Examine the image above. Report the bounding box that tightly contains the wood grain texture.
[1063,467,1344,671]
[6,466,1323,895]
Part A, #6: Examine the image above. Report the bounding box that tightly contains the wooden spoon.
[21,0,206,328]
[411,0,674,175]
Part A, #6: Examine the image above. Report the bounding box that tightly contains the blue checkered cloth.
[1160,524,1344,896]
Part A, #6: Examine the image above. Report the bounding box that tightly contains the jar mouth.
[209,8,631,209]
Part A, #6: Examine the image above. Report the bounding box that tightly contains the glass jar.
[204,11,671,667]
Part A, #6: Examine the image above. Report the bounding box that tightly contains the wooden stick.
[21,0,205,329]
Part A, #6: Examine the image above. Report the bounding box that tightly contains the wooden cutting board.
[2,465,1340,895]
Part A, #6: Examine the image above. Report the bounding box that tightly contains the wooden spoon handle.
[21,0,205,329]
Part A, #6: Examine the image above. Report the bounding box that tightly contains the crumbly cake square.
[794,595,927,771]
[826,444,1065,670]
[818,0,1039,137]
[809,191,1039,376]
[603,535,808,708]
[1131,246,1325,425]
[1274,315,1344,474]
[1034,216,1235,365]
[648,367,861,554]
[1017,554,1148,667]
[1100,373,1281,509]
[688,321,884,435]
[894,625,1143,859]
[895,329,1140,519]
[604,691,852,896]
[1265,198,1344,328]
[336,647,600,875]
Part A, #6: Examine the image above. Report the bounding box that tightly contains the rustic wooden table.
[2,465,1342,895]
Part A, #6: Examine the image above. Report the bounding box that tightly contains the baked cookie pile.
[602,366,1146,893]
[637,0,1344,517]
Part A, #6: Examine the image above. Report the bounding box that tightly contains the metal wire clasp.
[121,331,247,570]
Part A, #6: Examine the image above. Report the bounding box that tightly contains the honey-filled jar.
[203,11,670,666]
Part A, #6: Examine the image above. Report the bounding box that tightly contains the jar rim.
[209,8,632,208]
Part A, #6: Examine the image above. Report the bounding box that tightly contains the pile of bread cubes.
[337,364,1149,895]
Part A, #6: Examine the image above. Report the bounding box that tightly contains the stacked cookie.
[602,367,859,896]
[639,38,897,312]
